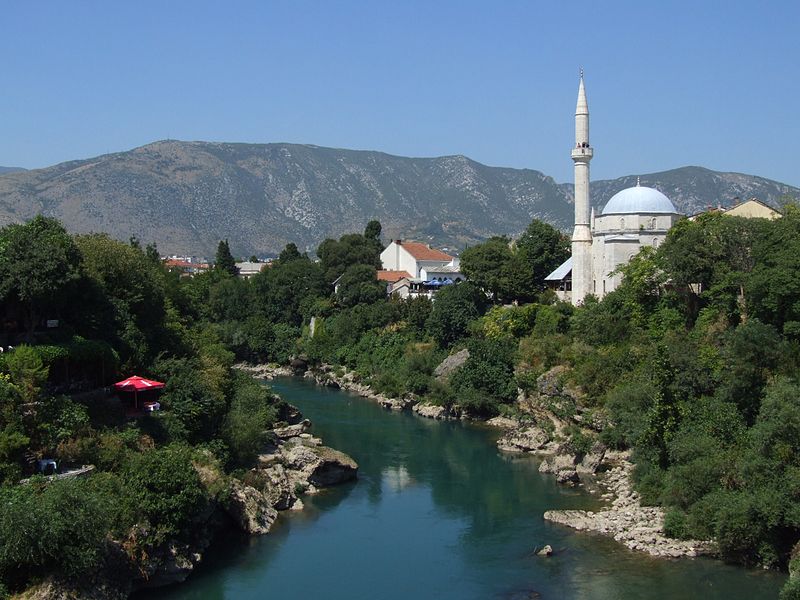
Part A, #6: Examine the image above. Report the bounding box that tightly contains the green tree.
[278,242,304,264]
[215,239,239,276]
[336,264,386,308]
[427,282,488,348]
[516,219,570,291]
[0,216,83,339]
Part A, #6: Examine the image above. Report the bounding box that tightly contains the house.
[380,240,465,296]
[164,258,210,277]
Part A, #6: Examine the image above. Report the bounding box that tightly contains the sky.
[1,1,799,186]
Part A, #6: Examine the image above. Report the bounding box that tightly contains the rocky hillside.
[584,166,798,216]
[0,141,796,256]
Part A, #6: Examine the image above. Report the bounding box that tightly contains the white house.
[380,240,464,282]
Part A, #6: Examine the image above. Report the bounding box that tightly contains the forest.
[1,209,800,598]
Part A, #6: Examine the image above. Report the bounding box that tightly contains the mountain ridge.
[0,141,796,256]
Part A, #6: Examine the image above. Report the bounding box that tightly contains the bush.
[0,477,116,589]
[122,445,208,545]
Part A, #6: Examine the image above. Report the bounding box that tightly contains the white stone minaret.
[570,70,593,305]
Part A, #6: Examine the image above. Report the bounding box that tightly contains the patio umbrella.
[114,375,165,408]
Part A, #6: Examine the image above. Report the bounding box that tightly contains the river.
[151,376,785,599]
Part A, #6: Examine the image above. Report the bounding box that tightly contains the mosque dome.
[601,184,676,215]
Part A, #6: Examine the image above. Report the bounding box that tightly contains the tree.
[336,265,386,308]
[278,242,304,264]
[426,282,488,348]
[516,219,570,291]
[317,230,382,282]
[0,216,83,339]
[251,257,328,326]
[215,239,239,276]
[459,237,516,302]
[76,234,170,369]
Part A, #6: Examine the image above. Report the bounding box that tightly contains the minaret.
[571,70,593,305]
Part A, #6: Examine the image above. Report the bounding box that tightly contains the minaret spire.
[570,71,594,305]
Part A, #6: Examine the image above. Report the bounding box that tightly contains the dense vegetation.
[2,208,800,597]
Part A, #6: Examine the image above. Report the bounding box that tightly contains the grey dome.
[601,185,676,215]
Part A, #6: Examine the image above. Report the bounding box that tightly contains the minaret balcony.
[571,146,593,160]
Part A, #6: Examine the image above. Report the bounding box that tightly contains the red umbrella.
[114,375,165,408]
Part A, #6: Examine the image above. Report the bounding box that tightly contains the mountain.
[0,167,26,175]
[585,166,798,217]
[0,141,796,256]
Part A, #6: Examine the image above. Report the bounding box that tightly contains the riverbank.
[238,361,715,562]
[19,398,357,600]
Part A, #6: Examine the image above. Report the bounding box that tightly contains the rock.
[289,356,308,373]
[556,469,580,484]
[277,402,303,425]
[413,402,457,420]
[497,426,550,453]
[272,419,311,440]
[433,348,470,380]
[536,544,553,557]
[543,461,715,558]
[308,446,359,487]
[486,416,519,430]
[225,480,278,535]
[260,464,297,510]
[536,365,569,397]
[538,451,578,474]
[576,442,607,475]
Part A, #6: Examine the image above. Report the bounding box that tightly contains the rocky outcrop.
[412,402,460,420]
[497,425,552,453]
[433,348,470,380]
[544,460,714,558]
[225,480,278,535]
[234,362,293,379]
[307,446,359,487]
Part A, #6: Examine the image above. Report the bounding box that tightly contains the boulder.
[498,426,550,453]
[290,356,308,374]
[413,402,456,420]
[536,544,553,557]
[576,442,607,475]
[272,419,311,440]
[225,480,278,535]
[433,348,470,380]
[308,446,359,487]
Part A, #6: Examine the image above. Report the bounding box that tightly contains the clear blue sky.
[1,1,798,186]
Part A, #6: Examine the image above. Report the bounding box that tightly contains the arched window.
[649,218,657,230]
[652,238,659,247]
[619,217,625,230]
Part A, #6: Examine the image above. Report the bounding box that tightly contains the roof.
[545,257,572,281]
[236,261,266,273]
[377,270,412,282]
[422,264,462,274]
[602,185,677,215]
[398,241,453,262]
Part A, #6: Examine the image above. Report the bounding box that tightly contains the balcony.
[571,146,593,160]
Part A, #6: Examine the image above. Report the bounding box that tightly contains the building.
[688,198,782,221]
[380,240,461,278]
[235,261,267,278]
[545,73,682,304]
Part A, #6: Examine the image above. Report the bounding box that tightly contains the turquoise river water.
[150,376,785,599]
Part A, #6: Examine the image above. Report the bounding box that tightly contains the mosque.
[545,74,683,305]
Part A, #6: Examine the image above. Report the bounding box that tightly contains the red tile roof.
[377,270,412,282]
[398,241,453,262]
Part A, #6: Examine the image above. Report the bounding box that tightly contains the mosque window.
[649,218,657,230]
[619,217,625,230]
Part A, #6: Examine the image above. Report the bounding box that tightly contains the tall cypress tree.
[215,239,239,276]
